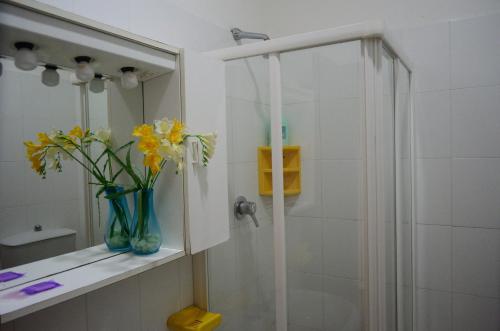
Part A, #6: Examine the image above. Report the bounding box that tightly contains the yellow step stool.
[167,306,222,331]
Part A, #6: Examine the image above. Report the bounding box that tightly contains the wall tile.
[323,276,362,330]
[230,99,269,163]
[453,293,500,331]
[416,289,452,331]
[415,91,451,158]
[286,216,322,274]
[453,227,500,298]
[319,97,362,160]
[398,22,450,92]
[415,158,452,225]
[416,224,452,290]
[226,58,270,104]
[287,271,323,330]
[285,159,323,218]
[452,86,500,157]
[14,297,86,331]
[321,160,361,220]
[0,115,23,162]
[86,276,142,331]
[281,50,317,104]
[451,14,500,89]
[323,219,361,279]
[0,206,27,241]
[318,41,362,99]
[284,101,320,160]
[73,0,131,31]
[139,262,182,330]
[208,233,238,304]
[0,162,25,208]
[0,64,22,118]
[452,158,500,228]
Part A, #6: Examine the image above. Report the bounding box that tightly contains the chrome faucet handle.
[234,196,260,227]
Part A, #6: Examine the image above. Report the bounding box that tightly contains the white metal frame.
[210,21,415,331]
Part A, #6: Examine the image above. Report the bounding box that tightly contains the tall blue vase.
[104,186,132,252]
[130,189,162,255]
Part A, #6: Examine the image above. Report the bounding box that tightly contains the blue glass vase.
[130,189,162,255]
[104,186,132,252]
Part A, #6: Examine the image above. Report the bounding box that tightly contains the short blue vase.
[104,186,132,252]
[130,189,162,255]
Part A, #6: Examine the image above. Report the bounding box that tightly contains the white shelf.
[0,244,121,291]
[0,247,184,323]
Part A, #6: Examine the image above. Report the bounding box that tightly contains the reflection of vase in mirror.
[130,189,162,255]
[104,186,132,252]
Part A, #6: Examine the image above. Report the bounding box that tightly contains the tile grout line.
[448,19,455,331]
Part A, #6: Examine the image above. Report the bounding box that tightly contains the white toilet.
[0,228,76,268]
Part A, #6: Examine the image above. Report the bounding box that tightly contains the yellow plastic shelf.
[167,306,222,331]
[258,145,301,196]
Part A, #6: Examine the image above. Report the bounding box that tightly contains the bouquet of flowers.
[24,118,216,254]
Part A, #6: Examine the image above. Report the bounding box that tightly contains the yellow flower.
[138,135,160,154]
[133,124,154,138]
[168,119,185,144]
[68,126,84,139]
[144,152,162,174]
[24,140,43,157]
[37,132,52,146]
[29,155,43,173]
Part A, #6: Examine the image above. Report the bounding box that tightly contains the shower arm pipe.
[207,20,413,71]
[231,28,270,41]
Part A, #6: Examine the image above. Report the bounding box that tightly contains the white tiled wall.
[0,61,86,253]
[398,13,500,331]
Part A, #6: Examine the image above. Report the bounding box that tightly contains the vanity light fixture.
[89,73,105,93]
[120,67,138,89]
[74,56,94,82]
[14,42,38,71]
[41,65,60,87]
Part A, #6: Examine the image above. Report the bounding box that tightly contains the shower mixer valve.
[234,196,260,227]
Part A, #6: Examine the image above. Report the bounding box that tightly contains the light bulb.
[41,65,60,87]
[90,74,105,93]
[74,56,94,82]
[14,42,38,71]
[120,67,138,89]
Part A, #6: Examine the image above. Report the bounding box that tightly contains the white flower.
[158,139,184,171]
[154,118,172,136]
[95,128,112,144]
[202,132,217,159]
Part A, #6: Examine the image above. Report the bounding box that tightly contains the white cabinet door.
[182,49,229,254]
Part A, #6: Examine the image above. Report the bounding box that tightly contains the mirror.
[0,56,145,262]
[0,2,179,291]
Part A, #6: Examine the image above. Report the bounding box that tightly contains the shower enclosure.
[206,22,414,331]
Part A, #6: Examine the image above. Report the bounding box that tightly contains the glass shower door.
[281,41,366,331]
[208,54,276,330]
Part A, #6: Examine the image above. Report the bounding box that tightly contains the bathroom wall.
[0,61,87,254]
[397,14,500,331]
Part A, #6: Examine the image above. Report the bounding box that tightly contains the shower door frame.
[205,22,415,331]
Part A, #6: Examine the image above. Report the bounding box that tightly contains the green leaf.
[111,167,124,182]
[105,187,138,200]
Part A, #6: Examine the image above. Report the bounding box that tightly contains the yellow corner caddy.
[167,306,222,331]
[257,145,301,196]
